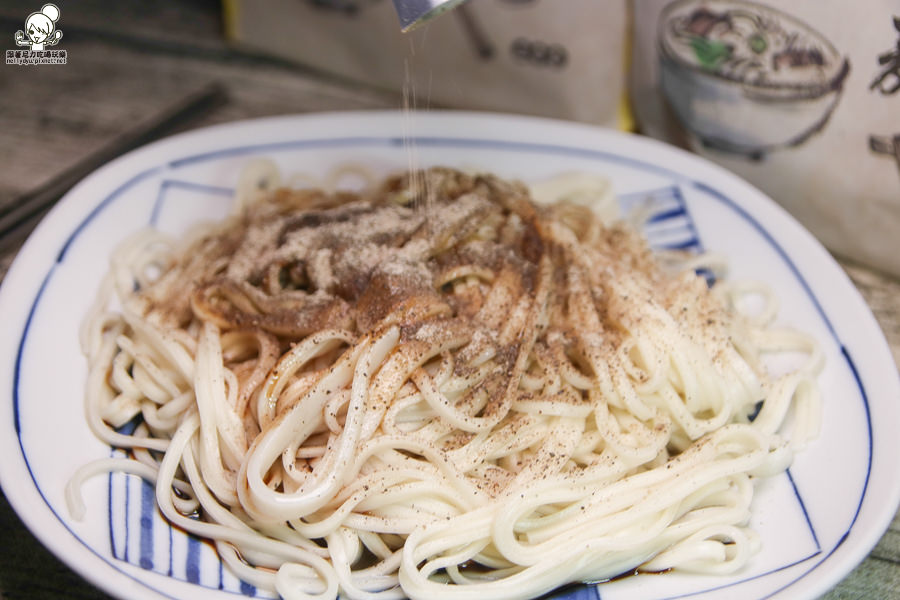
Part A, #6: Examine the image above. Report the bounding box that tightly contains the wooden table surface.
[0,2,897,599]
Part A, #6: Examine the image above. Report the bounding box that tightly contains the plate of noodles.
[0,111,898,600]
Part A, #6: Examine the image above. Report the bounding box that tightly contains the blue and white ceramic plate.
[1,112,898,600]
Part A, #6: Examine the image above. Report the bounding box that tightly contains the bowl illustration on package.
[657,0,850,158]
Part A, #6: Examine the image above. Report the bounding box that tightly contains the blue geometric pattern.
[617,185,704,254]
[108,476,261,596]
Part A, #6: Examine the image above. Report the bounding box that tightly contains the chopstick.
[0,82,228,246]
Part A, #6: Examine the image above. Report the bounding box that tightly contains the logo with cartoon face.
[15,4,63,51]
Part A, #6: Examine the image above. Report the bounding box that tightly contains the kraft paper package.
[630,0,900,277]
[224,0,630,129]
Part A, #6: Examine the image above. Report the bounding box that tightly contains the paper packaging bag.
[224,0,629,129]
[630,0,900,277]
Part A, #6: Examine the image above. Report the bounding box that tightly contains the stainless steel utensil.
[392,0,470,31]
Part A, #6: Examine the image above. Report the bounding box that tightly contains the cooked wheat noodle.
[67,164,821,600]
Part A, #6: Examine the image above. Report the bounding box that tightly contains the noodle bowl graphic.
[658,0,850,157]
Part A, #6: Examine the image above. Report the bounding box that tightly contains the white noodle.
[68,166,822,600]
